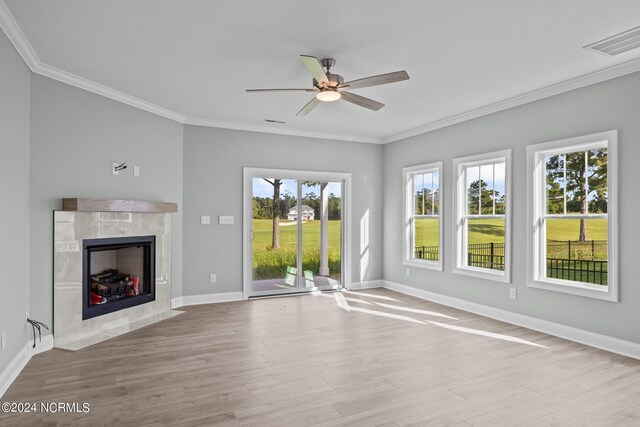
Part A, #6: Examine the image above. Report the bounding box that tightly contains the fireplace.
[82,235,156,320]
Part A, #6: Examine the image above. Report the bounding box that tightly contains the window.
[403,162,443,271]
[527,131,618,301]
[453,150,511,282]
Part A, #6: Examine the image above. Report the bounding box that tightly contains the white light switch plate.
[133,166,140,177]
[219,216,234,225]
[200,215,211,225]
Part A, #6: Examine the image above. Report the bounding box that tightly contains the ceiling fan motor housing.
[314,73,344,89]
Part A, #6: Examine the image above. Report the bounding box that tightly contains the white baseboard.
[382,280,640,360]
[29,333,54,355]
[172,291,244,308]
[0,346,30,398]
[348,280,383,290]
[0,333,54,398]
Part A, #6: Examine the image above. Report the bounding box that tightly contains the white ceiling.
[3,0,640,143]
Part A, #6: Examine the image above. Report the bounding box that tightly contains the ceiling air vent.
[584,25,640,56]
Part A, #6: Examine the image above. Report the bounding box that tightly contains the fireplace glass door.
[83,235,156,319]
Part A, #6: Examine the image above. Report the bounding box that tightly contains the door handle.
[250,229,255,241]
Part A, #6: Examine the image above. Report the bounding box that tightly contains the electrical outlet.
[200,215,211,225]
[112,162,120,175]
[406,267,411,277]
[209,274,217,283]
[1,331,6,350]
[510,288,517,299]
[134,166,140,177]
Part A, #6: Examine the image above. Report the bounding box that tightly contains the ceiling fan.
[246,55,409,116]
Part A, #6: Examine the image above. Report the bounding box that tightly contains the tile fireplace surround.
[53,202,179,351]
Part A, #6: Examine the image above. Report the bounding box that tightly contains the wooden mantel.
[62,198,178,213]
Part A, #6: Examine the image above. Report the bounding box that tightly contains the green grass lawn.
[414,217,607,246]
[413,218,507,247]
[413,218,608,284]
[252,217,608,284]
[546,218,607,240]
[252,219,341,280]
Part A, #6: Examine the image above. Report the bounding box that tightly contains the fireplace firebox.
[82,236,156,320]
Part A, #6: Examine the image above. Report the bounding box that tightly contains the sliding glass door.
[244,169,350,298]
[300,181,342,291]
[250,177,300,295]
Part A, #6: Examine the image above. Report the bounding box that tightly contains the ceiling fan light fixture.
[316,90,341,102]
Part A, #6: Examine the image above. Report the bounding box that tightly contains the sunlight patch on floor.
[333,292,351,312]
[373,302,457,320]
[343,290,399,302]
[426,320,548,348]
[336,290,548,349]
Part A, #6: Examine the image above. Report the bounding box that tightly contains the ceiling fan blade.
[339,70,409,90]
[296,97,321,117]
[300,55,329,84]
[340,92,384,111]
[246,88,315,92]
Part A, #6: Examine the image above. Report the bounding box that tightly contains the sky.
[253,178,342,199]
[413,163,506,198]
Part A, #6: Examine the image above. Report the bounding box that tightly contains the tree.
[545,149,607,241]
[302,191,320,218]
[263,179,282,249]
[328,193,341,220]
[415,188,440,215]
[467,181,502,215]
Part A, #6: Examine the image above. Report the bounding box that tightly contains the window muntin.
[541,147,608,286]
[545,149,608,216]
[463,161,506,272]
[528,131,617,301]
[453,150,511,283]
[403,163,443,270]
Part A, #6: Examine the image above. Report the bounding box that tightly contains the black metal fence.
[414,245,439,261]
[467,242,505,271]
[546,258,608,285]
[414,240,608,285]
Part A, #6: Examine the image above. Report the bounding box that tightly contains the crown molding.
[0,0,38,67]
[38,63,187,123]
[3,0,640,145]
[382,57,640,143]
[0,0,187,123]
[184,116,383,144]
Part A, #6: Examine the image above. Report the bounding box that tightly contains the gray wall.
[182,126,383,296]
[383,71,640,344]
[0,30,30,372]
[29,75,184,335]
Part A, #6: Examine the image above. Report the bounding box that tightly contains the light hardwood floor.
[2,288,640,426]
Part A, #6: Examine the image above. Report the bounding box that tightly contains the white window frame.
[403,162,444,271]
[453,149,512,283]
[526,130,618,302]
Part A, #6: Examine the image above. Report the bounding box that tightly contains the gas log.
[90,269,138,301]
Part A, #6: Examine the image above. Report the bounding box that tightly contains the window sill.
[528,278,616,302]
[453,266,510,284]
[403,259,443,272]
